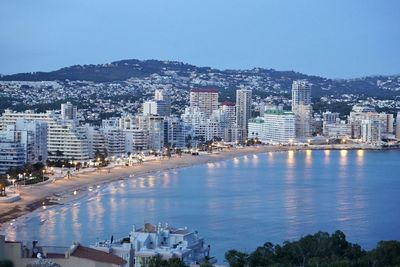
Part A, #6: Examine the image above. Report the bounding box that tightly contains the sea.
[6,149,400,264]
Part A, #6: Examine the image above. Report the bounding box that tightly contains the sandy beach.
[0,144,393,231]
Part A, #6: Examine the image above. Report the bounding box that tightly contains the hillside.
[1,59,399,98]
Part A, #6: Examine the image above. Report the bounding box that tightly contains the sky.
[0,0,399,78]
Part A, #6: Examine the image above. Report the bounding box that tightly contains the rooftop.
[264,109,294,116]
[71,245,127,266]
[190,88,218,93]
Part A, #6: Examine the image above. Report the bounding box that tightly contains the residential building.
[322,111,340,135]
[163,117,186,148]
[189,89,219,118]
[293,104,313,138]
[86,125,107,158]
[0,107,89,161]
[124,128,148,154]
[137,115,164,151]
[0,140,25,174]
[101,126,126,157]
[361,119,381,144]
[323,121,352,139]
[248,110,295,144]
[61,101,77,121]
[236,88,252,141]
[92,223,212,267]
[142,100,171,117]
[0,235,126,267]
[15,119,48,164]
[396,113,400,140]
[291,80,311,108]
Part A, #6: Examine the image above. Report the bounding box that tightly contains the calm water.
[7,150,400,263]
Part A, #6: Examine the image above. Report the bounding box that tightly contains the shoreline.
[0,144,399,233]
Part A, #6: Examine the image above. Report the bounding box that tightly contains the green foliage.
[144,255,188,267]
[200,260,215,267]
[6,163,45,180]
[0,260,14,267]
[369,241,400,266]
[225,230,400,267]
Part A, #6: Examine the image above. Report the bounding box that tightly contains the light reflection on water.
[6,150,400,263]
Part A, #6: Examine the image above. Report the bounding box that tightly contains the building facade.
[189,89,219,118]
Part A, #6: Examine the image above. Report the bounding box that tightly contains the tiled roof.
[71,245,127,266]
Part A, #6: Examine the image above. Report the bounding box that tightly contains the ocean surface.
[6,149,400,263]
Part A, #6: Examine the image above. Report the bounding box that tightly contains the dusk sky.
[1,0,399,78]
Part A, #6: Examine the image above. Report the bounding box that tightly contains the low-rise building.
[0,235,126,267]
[92,223,213,267]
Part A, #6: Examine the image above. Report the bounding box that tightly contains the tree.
[144,255,188,267]
[225,250,249,267]
[199,260,214,267]
[370,240,400,266]
[0,179,9,197]
[0,260,14,267]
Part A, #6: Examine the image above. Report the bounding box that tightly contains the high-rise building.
[291,80,311,109]
[142,100,171,117]
[294,104,313,138]
[220,102,236,127]
[61,102,77,121]
[189,89,219,118]
[0,141,25,174]
[236,88,252,141]
[396,113,400,140]
[14,119,48,164]
[101,127,125,157]
[291,81,312,139]
[361,119,381,144]
[163,117,186,148]
[124,128,149,153]
[137,115,164,151]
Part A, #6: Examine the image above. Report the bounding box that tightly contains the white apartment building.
[322,111,340,134]
[0,132,26,174]
[361,119,382,144]
[92,223,212,267]
[163,116,186,148]
[323,121,352,138]
[101,126,126,157]
[0,109,89,161]
[61,101,77,120]
[137,115,164,151]
[189,89,219,118]
[248,110,295,144]
[349,105,394,139]
[124,128,149,154]
[86,125,107,158]
[142,100,171,117]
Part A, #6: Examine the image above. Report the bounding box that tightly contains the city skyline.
[1,0,400,78]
